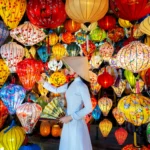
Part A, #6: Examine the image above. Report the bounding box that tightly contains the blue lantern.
[19,143,41,150]
[0,84,26,114]
[37,46,50,62]
[92,105,101,120]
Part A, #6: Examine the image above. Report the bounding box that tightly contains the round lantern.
[0,84,26,115]
[98,15,116,31]
[62,31,76,44]
[0,143,4,150]
[146,123,150,143]
[65,0,109,23]
[0,42,25,73]
[118,18,132,28]
[10,22,47,46]
[92,105,101,120]
[19,144,41,150]
[115,127,128,145]
[46,32,59,46]
[0,0,27,29]
[122,144,149,150]
[27,0,67,29]
[75,30,86,44]
[118,94,150,126]
[98,96,112,116]
[81,22,98,32]
[89,71,97,84]
[117,41,150,73]
[16,102,42,134]
[99,119,112,138]
[51,124,61,137]
[48,59,63,71]
[90,82,101,96]
[40,120,51,137]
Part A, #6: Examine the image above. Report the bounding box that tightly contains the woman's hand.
[59,115,72,124]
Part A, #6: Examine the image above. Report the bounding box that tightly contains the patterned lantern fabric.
[92,105,101,120]
[16,102,42,134]
[0,42,25,73]
[0,84,26,115]
[0,0,27,29]
[117,41,150,73]
[118,94,150,126]
[122,144,149,150]
[10,22,47,46]
[37,46,49,63]
[48,59,63,71]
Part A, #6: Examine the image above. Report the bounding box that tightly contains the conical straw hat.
[62,56,90,82]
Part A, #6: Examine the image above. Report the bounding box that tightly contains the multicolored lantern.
[65,0,109,23]
[0,84,26,115]
[89,71,98,85]
[16,102,42,134]
[27,0,67,29]
[122,144,149,150]
[118,94,150,126]
[146,123,150,143]
[92,105,101,120]
[90,82,101,96]
[0,42,25,73]
[61,31,76,44]
[10,22,47,46]
[98,96,112,116]
[118,18,132,28]
[46,32,59,46]
[99,119,112,138]
[130,80,144,94]
[0,0,27,29]
[16,58,43,90]
[48,59,63,71]
[133,24,144,39]
[115,127,128,145]
[75,30,86,44]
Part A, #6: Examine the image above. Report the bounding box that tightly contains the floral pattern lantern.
[116,41,150,73]
[27,0,67,29]
[10,22,47,46]
[0,0,27,29]
[0,42,25,73]
[48,59,63,71]
[99,119,112,138]
[16,58,43,90]
[118,94,150,126]
[0,84,26,115]
[16,102,42,134]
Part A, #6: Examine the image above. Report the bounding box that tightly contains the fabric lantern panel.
[81,22,98,32]
[0,84,26,115]
[145,68,150,89]
[0,42,25,73]
[46,32,59,46]
[61,31,76,44]
[24,46,36,59]
[92,105,101,120]
[38,83,49,96]
[19,144,41,150]
[48,59,63,71]
[10,22,47,46]
[90,82,101,96]
[91,97,97,110]
[122,144,149,150]
[16,102,42,134]
[146,123,150,143]
[118,18,132,28]
[75,30,86,44]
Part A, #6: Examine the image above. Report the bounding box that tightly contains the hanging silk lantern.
[122,144,149,150]
[98,96,112,117]
[0,84,26,115]
[48,59,63,71]
[99,119,112,138]
[144,36,150,46]
[117,41,150,73]
[118,94,150,126]
[46,32,59,46]
[110,0,150,21]
[0,0,27,29]
[0,21,9,46]
[10,22,47,46]
[145,68,150,88]
[61,31,76,44]
[147,123,150,143]
[118,18,132,28]
[92,105,101,120]
[98,15,116,31]
[24,46,36,59]
[90,82,101,96]
[38,83,49,96]
[89,71,97,84]
[81,22,98,32]
[53,25,65,35]
[65,0,109,23]
[0,42,25,73]
[91,97,97,110]
[112,107,125,125]
[75,30,86,44]
[0,100,9,129]
[0,143,4,150]
[109,55,118,69]
[133,24,144,39]
[37,46,50,63]
[99,42,114,62]
[27,0,67,29]
[16,102,42,134]
[16,58,43,90]
[115,127,128,145]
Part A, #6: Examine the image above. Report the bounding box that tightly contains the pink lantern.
[0,42,25,73]
[16,102,42,134]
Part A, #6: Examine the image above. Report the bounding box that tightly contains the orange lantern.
[51,124,61,137]
[61,31,76,44]
[91,97,97,110]
[40,120,51,137]
[99,119,112,138]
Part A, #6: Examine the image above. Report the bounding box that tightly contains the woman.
[39,56,93,150]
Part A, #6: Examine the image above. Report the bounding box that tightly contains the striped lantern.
[0,42,25,73]
[16,102,42,134]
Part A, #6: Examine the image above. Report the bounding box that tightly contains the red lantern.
[122,144,149,150]
[115,127,128,145]
[110,0,150,21]
[16,58,43,90]
[98,15,116,31]
[27,0,67,29]
[97,68,114,88]
[145,68,150,88]
[91,97,97,110]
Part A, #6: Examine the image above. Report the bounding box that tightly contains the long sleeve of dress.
[43,82,68,94]
[71,84,92,120]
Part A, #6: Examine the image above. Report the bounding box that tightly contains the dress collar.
[74,76,81,82]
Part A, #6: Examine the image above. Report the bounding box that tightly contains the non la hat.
[62,56,90,82]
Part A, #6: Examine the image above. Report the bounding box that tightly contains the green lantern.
[146,123,150,143]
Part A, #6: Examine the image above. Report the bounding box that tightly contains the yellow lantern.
[46,32,59,46]
[0,143,4,150]
[118,18,132,28]
[98,96,112,116]
[144,35,150,46]
[133,24,144,39]
[24,46,36,59]
[38,83,49,96]
[65,0,109,23]
[0,0,27,29]
[118,94,150,126]
[99,119,112,138]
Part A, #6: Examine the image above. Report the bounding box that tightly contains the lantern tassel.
[4,120,16,133]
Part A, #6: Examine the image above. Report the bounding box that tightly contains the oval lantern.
[0,42,25,73]
[46,32,59,46]
[61,31,76,44]
[10,22,47,46]
[99,119,112,138]
[0,84,26,115]
[65,0,109,23]
[16,102,42,134]
[51,124,61,137]
[146,123,150,143]
[118,18,132,28]
[92,105,101,120]
[91,97,97,110]
[75,30,86,44]
[122,144,149,150]
[0,0,27,29]
[27,0,67,29]
[19,144,41,150]
[48,59,63,71]
[115,127,128,145]
[16,58,43,90]
[40,120,51,137]
[90,82,101,96]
